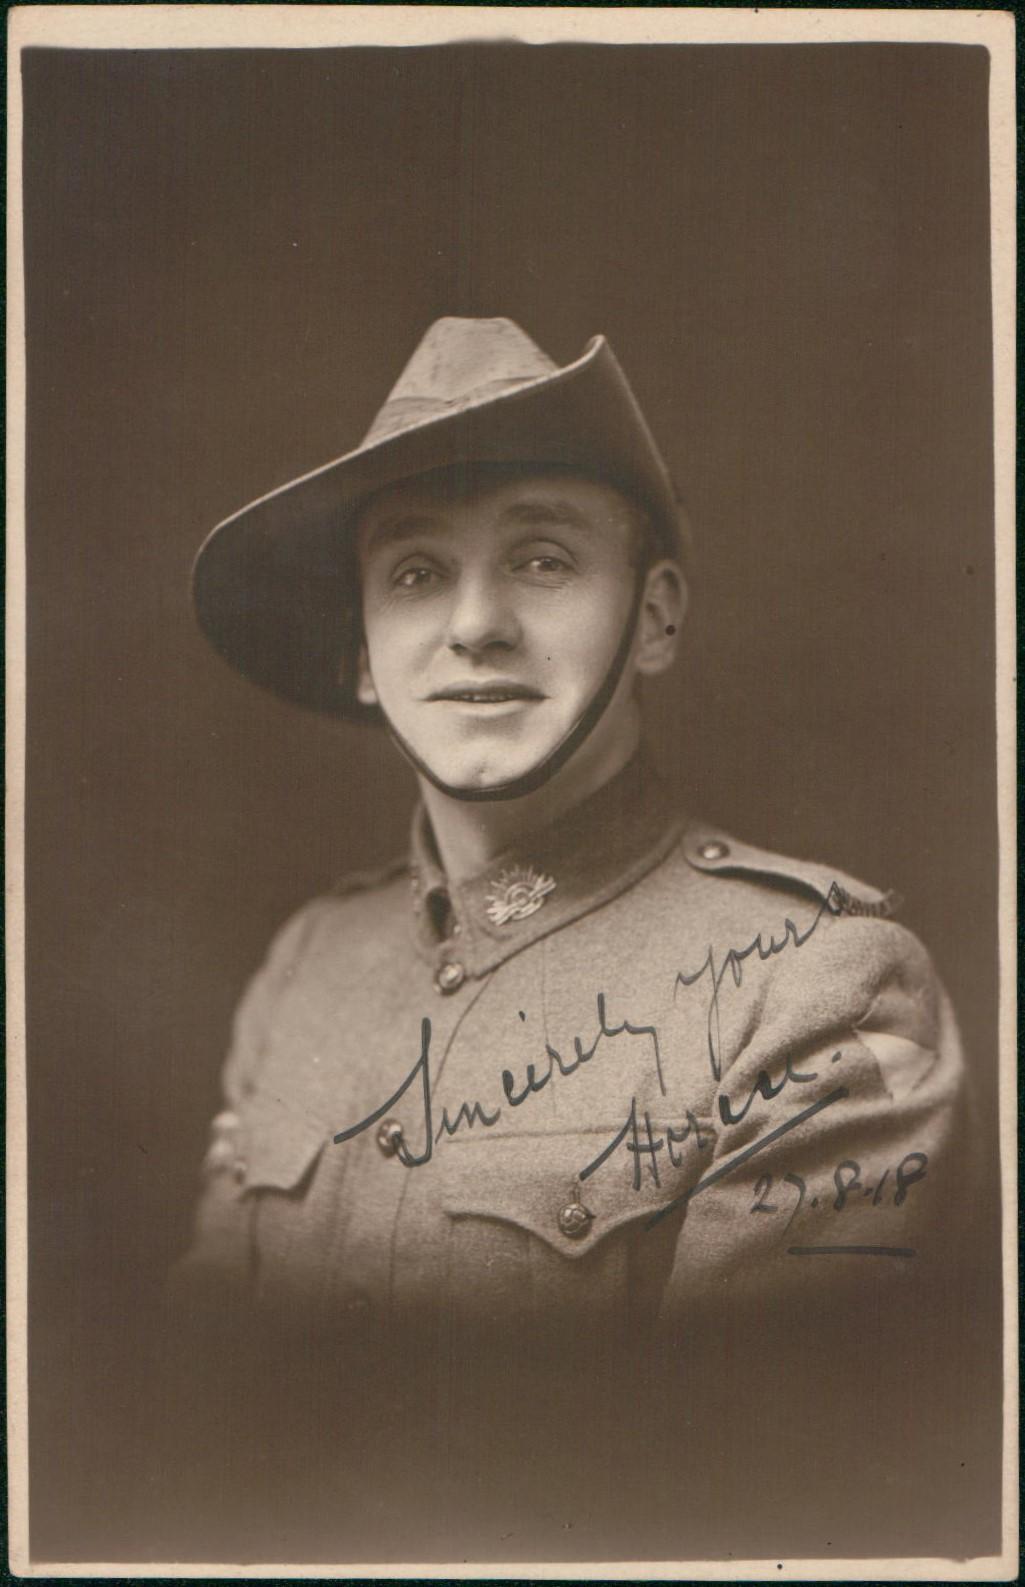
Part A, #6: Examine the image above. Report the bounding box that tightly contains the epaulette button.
[698,840,730,862]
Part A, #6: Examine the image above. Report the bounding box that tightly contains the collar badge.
[485,865,556,926]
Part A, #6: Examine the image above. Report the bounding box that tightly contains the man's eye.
[522,555,570,575]
[393,566,437,589]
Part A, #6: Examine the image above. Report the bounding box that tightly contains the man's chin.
[384,710,572,794]
[434,757,534,793]
[412,744,550,794]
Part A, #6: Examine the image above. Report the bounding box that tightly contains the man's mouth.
[427,682,545,704]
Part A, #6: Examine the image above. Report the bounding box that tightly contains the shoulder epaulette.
[682,825,902,920]
[329,855,408,899]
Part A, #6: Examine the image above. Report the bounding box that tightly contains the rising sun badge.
[485,865,557,926]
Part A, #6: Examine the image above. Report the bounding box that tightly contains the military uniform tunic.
[171,756,975,1560]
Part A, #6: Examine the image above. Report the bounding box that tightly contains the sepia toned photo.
[7,7,1016,1578]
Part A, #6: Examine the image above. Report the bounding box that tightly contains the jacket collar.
[408,755,684,977]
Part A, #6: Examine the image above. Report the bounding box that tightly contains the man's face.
[355,468,647,794]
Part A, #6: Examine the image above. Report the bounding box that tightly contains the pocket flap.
[439,1119,715,1261]
[240,1095,329,1193]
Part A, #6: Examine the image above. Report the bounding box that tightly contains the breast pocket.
[441,1119,715,1251]
[238,1095,332,1302]
[437,1120,716,1326]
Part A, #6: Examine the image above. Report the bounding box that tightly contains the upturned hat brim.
[192,335,686,720]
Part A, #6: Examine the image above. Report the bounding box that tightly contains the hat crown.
[363,317,558,444]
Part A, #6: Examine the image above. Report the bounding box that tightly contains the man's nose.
[444,570,521,654]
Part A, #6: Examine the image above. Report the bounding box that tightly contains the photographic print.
[6,6,1016,1577]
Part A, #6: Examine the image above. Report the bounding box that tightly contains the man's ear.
[354,643,379,707]
[634,560,687,677]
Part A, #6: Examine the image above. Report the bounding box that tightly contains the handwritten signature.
[576,1088,928,1244]
[333,882,850,1168]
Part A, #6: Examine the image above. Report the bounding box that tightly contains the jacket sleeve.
[658,911,977,1322]
[167,901,329,1309]
[646,905,988,1548]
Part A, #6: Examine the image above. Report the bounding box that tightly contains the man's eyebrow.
[363,513,444,548]
[496,497,593,529]
[363,495,596,547]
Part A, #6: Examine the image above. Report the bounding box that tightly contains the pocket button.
[558,1200,595,1240]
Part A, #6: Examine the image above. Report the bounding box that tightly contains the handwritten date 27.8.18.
[751,1152,928,1231]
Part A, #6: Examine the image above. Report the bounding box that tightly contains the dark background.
[22,43,1000,1559]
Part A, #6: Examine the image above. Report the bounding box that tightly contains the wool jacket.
[177,755,970,1336]
[164,755,981,1560]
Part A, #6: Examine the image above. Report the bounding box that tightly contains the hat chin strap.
[380,574,644,803]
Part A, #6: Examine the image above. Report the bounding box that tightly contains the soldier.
[177,317,976,1562]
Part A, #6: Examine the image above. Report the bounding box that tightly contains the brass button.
[205,1110,242,1174]
[205,1137,237,1173]
[698,840,730,862]
[376,1118,404,1157]
[435,960,466,994]
[558,1200,594,1240]
[232,1159,248,1184]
